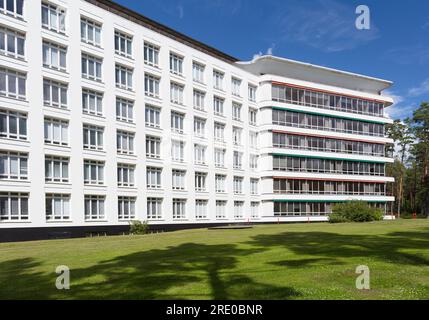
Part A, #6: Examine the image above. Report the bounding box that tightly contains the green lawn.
[0,220,428,300]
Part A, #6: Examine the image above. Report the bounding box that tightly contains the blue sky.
[116,0,429,120]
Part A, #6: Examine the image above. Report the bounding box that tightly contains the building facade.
[0,0,394,241]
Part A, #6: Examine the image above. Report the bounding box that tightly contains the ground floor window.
[216,200,227,219]
[84,195,105,221]
[46,194,70,221]
[273,202,387,217]
[173,199,186,220]
[147,197,162,220]
[118,196,136,220]
[0,192,28,221]
[251,202,260,219]
[195,200,208,220]
[234,201,244,220]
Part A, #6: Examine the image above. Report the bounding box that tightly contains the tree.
[385,119,414,217]
[411,102,429,217]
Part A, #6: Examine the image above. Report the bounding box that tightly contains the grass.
[0,220,428,300]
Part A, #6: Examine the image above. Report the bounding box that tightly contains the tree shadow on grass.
[0,258,55,299]
[248,230,429,268]
[0,243,301,300]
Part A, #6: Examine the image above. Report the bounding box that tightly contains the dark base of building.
[0,223,257,243]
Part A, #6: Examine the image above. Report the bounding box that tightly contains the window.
[115,65,133,90]
[173,199,186,220]
[233,176,243,194]
[144,42,159,67]
[195,172,207,192]
[117,130,134,155]
[250,154,258,170]
[82,89,103,116]
[193,89,205,111]
[84,195,105,221]
[170,82,184,105]
[272,109,385,137]
[81,53,102,81]
[170,53,183,76]
[250,202,259,219]
[250,179,259,195]
[83,160,104,185]
[195,200,208,220]
[232,78,241,97]
[43,79,67,109]
[194,144,206,165]
[0,109,27,140]
[249,131,258,148]
[194,117,205,138]
[249,108,257,126]
[117,164,135,187]
[42,2,66,33]
[44,117,68,146]
[146,136,161,159]
[145,73,160,98]
[214,148,225,168]
[172,169,185,190]
[0,67,26,100]
[248,85,256,102]
[83,125,103,150]
[213,96,224,116]
[46,194,70,221]
[0,151,27,180]
[0,192,28,221]
[146,166,162,189]
[171,140,185,162]
[45,156,69,183]
[116,98,134,123]
[0,0,24,18]
[233,151,242,170]
[215,174,226,193]
[193,62,204,83]
[42,41,66,71]
[171,111,184,134]
[118,197,135,220]
[81,17,102,47]
[234,201,244,219]
[272,84,386,117]
[145,105,160,128]
[114,30,132,58]
[216,200,227,219]
[0,26,25,59]
[233,127,242,145]
[213,70,224,90]
[232,103,241,121]
[147,197,162,220]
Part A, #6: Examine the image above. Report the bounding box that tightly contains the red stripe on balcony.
[272,176,387,184]
[271,81,388,104]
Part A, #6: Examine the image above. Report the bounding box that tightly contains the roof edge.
[237,55,393,89]
[84,0,239,63]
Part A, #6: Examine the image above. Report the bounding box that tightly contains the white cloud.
[274,0,379,52]
[408,79,429,97]
[383,90,404,105]
[252,45,275,60]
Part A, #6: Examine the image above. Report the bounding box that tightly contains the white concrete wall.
[0,0,395,229]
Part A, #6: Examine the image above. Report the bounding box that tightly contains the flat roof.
[84,0,239,63]
[237,55,394,95]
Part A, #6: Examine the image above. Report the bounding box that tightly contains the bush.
[329,201,384,223]
[129,220,149,235]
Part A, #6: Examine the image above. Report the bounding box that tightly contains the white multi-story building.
[0,0,394,241]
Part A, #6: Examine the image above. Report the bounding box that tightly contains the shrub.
[329,201,384,223]
[129,220,149,235]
